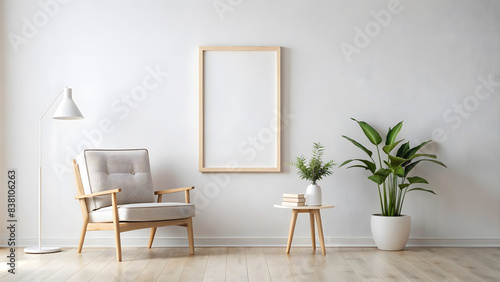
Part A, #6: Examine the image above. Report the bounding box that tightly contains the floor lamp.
[25,87,84,254]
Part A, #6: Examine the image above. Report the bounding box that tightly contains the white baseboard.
[406,237,500,247]
[8,236,500,248]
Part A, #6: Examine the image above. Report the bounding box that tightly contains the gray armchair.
[72,149,195,261]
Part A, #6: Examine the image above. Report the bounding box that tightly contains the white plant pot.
[305,184,322,206]
[371,214,411,251]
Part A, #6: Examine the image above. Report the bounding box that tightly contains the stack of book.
[282,193,306,206]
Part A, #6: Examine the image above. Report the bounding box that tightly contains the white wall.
[2,0,499,247]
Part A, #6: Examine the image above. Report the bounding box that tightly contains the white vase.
[371,214,411,251]
[305,184,322,206]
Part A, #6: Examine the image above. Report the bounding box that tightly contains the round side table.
[274,204,334,255]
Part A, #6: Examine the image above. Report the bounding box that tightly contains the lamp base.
[24,246,61,254]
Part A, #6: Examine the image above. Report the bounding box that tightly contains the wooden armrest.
[154,186,194,204]
[154,186,194,195]
[75,188,122,199]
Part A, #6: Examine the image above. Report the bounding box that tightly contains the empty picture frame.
[199,46,281,172]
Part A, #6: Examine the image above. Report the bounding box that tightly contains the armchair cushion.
[77,149,155,210]
[89,202,195,222]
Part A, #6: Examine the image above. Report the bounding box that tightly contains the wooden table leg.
[309,211,316,251]
[286,209,299,254]
[314,210,326,255]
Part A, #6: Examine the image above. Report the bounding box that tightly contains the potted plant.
[291,142,336,206]
[340,118,446,250]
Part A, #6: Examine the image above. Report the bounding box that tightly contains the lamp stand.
[25,87,83,254]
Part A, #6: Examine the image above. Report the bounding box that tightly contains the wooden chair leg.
[148,227,157,248]
[187,218,195,255]
[111,194,122,262]
[113,223,122,262]
[77,219,88,253]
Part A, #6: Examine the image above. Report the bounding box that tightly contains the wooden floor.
[1,247,499,281]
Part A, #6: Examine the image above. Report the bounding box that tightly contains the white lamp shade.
[52,88,84,119]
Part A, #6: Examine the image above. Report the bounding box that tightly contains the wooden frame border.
[199,46,281,172]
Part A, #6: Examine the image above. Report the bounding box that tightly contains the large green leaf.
[383,139,404,154]
[385,121,403,145]
[404,161,419,177]
[408,153,437,160]
[398,183,410,189]
[352,118,382,145]
[396,142,410,158]
[408,187,436,195]
[408,176,429,184]
[342,136,373,158]
[368,175,385,185]
[368,168,391,185]
[347,165,371,170]
[404,159,447,177]
[339,159,355,167]
[354,159,376,173]
[426,159,447,168]
[388,155,408,168]
[404,140,431,158]
[341,159,376,173]
[396,166,405,177]
[401,159,411,168]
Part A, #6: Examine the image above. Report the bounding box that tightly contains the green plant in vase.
[340,118,446,250]
[291,142,336,206]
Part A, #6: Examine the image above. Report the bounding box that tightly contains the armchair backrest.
[77,149,155,210]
